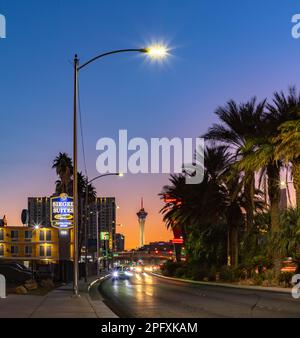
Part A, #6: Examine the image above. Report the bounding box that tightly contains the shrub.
[208,266,217,281]
[278,272,294,287]
[253,273,265,286]
[233,266,248,280]
[174,266,187,278]
[186,263,208,281]
[161,260,179,276]
[219,266,237,282]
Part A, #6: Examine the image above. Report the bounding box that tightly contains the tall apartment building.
[115,233,125,252]
[28,197,51,227]
[88,197,116,245]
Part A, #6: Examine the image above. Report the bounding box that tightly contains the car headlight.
[113,271,118,277]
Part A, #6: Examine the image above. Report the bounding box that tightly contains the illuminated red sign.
[163,194,182,205]
[172,238,184,244]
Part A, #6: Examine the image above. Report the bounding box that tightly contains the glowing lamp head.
[145,44,168,59]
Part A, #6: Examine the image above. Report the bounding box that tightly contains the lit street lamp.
[72,45,168,295]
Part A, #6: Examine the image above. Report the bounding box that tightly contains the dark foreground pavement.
[0,276,117,318]
[99,272,300,318]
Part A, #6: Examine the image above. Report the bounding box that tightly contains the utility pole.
[73,54,79,296]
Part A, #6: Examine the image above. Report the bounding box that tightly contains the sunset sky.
[0,0,300,248]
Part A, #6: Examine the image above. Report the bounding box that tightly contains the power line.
[77,79,88,179]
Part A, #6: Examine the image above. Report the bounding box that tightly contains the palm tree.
[204,146,265,266]
[235,133,282,232]
[274,119,300,206]
[236,88,300,231]
[75,172,97,257]
[52,153,73,195]
[203,98,266,231]
[277,208,300,258]
[205,146,244,267]
[267,87,300,208]
[160,145,244,267]
[235,88,300,274]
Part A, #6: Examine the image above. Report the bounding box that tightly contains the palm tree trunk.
[267,163,281,276]
[293,159,300,208]
[244,171,255,232]
[228,226,239,267]
[232,226,238,267]
[227,228,231,266]
[286,165,292,206]
[267,164,281,232]
[226,203,241,268]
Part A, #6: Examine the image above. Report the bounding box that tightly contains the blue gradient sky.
[0,0,299,248]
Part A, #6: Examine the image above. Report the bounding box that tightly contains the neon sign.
[50,193,74,229]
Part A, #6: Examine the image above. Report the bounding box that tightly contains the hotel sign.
[50,193,74,229]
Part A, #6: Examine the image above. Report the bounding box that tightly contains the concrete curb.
[87,274,111,296]
[87,274,119,318]
[152,273,292,294]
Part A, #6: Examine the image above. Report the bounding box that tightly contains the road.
[98,272,300,318]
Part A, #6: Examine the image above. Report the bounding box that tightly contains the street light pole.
[72,45,168,295]
[96,208,99,278]
[84,181,89,283]
[73,54,79,296]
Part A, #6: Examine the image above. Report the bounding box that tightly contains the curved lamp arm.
[88,173,120,185]
[78,48,147,71]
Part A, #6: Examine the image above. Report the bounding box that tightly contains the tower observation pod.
[137,198,148,248]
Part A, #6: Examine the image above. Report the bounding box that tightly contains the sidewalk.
[0,275,118,318]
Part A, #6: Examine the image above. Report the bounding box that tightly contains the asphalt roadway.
[99,272,300,318]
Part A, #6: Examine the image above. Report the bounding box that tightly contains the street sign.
[113,253,119,257]
[100,232,109,240]
[50,193,74,229]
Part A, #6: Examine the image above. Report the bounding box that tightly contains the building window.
[0,245,3,256]
[11,245,19,255]
[25,231,32,241]
[25,246,32,256]
[39,231,45,241]
[46,246,51,257]
[39,246,45,256]
[0,229,3,241]
[46,230,51,242]
[11,230,19,241]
